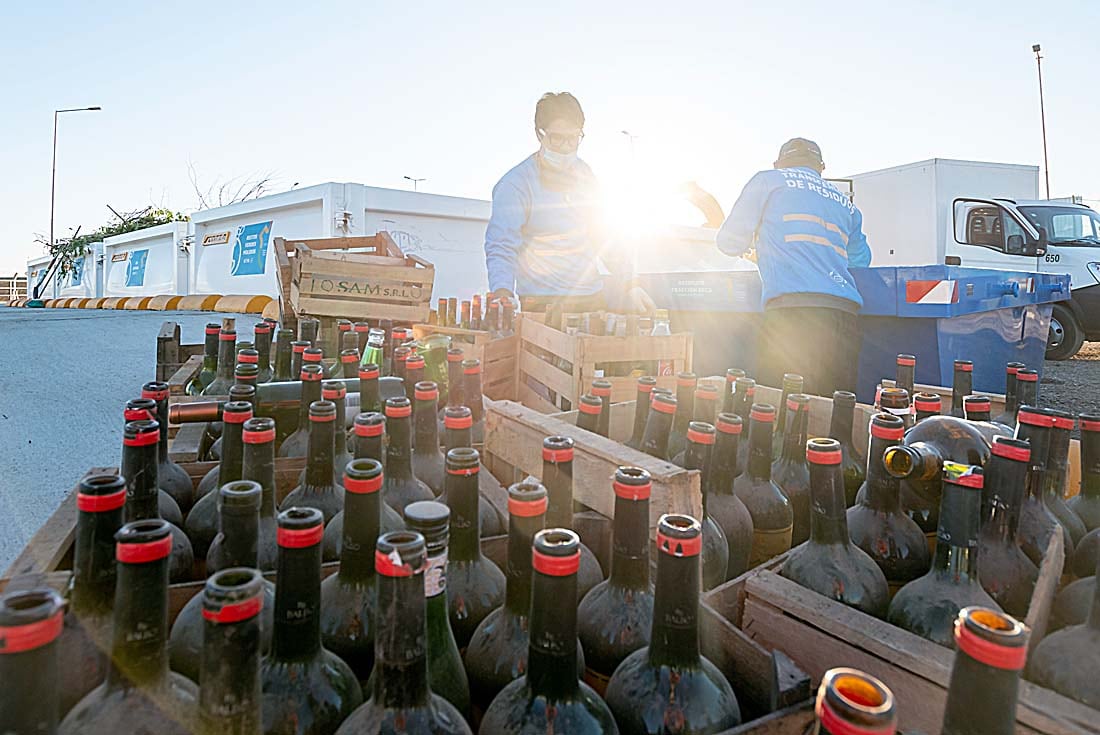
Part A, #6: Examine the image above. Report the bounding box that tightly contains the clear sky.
[3,0,1098,274]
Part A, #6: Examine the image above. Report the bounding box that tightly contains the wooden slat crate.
[702,531,1097,735]
[411,323,517,401]
[288,234,434,323]
[517,313,693,414]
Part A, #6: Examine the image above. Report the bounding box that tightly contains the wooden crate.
[517,313,693,414]
[411,323,517,401]
[287,234,434,323]
[156,321,204,385]
[701,531,1097,735]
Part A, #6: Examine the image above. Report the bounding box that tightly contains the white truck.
[846,158,1100,359]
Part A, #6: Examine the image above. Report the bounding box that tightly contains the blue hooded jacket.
[717,166,871,308]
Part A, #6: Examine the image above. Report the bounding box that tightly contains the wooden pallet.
[702,531,1096,735]
[411,323,517,401]
[517,313,694,413]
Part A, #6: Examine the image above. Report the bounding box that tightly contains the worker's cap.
[775,138,824,170]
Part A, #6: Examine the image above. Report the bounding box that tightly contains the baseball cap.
[775,138,824,170]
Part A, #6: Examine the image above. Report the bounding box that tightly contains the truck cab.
[949,198,1100,358]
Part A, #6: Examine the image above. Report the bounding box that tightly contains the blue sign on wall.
[126,249,149,287]
[71,257,84,286]
[231,221,272,276]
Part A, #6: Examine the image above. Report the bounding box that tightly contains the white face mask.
[540,146,578,171]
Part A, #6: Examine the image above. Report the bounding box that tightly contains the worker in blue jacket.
[717,138,871,395]
[484,92,654,315]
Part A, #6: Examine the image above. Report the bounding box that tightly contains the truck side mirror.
[1038,225,1049,253]
[1006,234,1025,254]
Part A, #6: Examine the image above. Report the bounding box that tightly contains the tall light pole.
[620,130,638,164]
[1032,44,1051,199]
[403,175,425,192]
[49,106,101,253]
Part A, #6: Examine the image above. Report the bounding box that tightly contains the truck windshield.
[1020,205,1100,245]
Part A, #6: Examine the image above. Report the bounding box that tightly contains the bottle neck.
[338,489,379,582]
[648,552,700,666]
[243,441,277,521]
[444,426,472,453]
[504,515,540,614]
[672,384,694,432]
[829,404,855,450]
[305,418,336,486]
[1045,431,1071,495]
[543,459,574,528]
[941,648,1020,735]
[154,400,171,463]
[780,407,808,462]
[355,434,383,462]
[641,408,674,458]
[863,435,901,511]
[219,420,246,485]
[448,470,482,561]
[446,362,464,407]
[413,398,441,451]
[385,417,415,479]
[375,572,431,707]
[274,342,291,382]
[122,442,160,522]
[683,442,713,509]
[608,495,650,589]
[332,398,347,458]
[71,508,121,615]
[108,558,171,687]
[809,462,851,546]
[256,332,272,371]
[932,485,981,581]
[709,430,739,495]
[220,508,259,568]
[897,365,915,396]
[203,331,218,361]
[747,418,774,479]
[629,388,651,444]
[199,605,262,733]
[296,378,322,425]
[952,372,972,416]
[1004,375,1018,414]
[526,569,580,698]
[215,339,235,380]
[982,456,1028,543]
[361,377,380,411]
[1016,424,1051,469]
[693,397,716,424]
[465,373,484,421]
[272,542,322,660]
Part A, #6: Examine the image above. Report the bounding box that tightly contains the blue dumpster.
[635,265,1070,403]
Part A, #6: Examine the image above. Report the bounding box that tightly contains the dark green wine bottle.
[734,404,793,567]
[681,422,730,591]
[199,568,265,735]
[666,372,697,462]
[625,376,657,450]
[280,400,346,524]
[773,394,812,546]
[828,391,865,507]
[204,325,237,396]
[188,323,220,395]
[142,381,194,513]
[186,401,253,561]
[814,668,897,735]
[1,586,65,734]
[977,438,1038,617]
[942,607,1028,735]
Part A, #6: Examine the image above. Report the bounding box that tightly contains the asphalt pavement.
[0,308,261,572]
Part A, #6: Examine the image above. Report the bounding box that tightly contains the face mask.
[540,146,578,171]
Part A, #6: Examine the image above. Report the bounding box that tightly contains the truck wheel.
[1047,304,1084,361]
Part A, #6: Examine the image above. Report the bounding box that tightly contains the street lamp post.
[1032,44,1051,199]
[42,106,102,298]
[403,176,426,192]
[620,130,637,163]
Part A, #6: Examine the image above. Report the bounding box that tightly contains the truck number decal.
[1045,253,1061,263]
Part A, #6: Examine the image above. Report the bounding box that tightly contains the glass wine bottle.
[1068,413,1100,531]
[942,607,1028,735]
[1015,369,1040,419]
[335,347,359,380]
[60,519,199,735]
[681,421,730,590]
[734,404,793,567]
[215,416,279,571]
[332,531,471,734]
[847,414,930,596]
[605,514,741,733]
[121,399,184,526]
[666,372,697,461]
[382,396,434,516]
[708,412,754,580]
[879,386,912,431]
[203,325,237,396]
[440,447,505,650]
[142,381,194,513]
[542,435,605,599]
[576,393,602,434]
[1014,405,1072,565]
[406,354,427,402]
[591,378,612,437]
[1045,410,1087,546]
[303,346,327,379]
[323,381,353,483]
[977,437,1039,617]
[440,348,466,419]
[951,359,973,418]
[992,362,1026,427]
[393,345,411,383]
[773,394,812,546]
[281,399,346,524]
[772,373,804,461]
[814,668,897,735]
[721,368,746,414]
[198,567,266,735]
[172,480,276,684]
[290,340,309,383]
[895,353,916,398]
[828,391,865,507]
[639,390,676,460]
[577,466,655,695]
[441,406,505,537]
[261,507,363,733]
[479,528,618,734]
[254,320,274,384]
[404,501,472,718]
[964,395,1013,444]
[914,392,941,423]
[626,376,657,450]
[731,377,756,474]
[188,323,220,395]
[273,328,294,382]
[887,464,1001,647]
[0,585,65,734]
[57,474,124,717]
[278,363,325,458]
[187,400,254,561]
[463,359,486,445]
[412,381,446,495]
[358,363,382,415]
[781,438,889,617]
[123,419,194,583]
